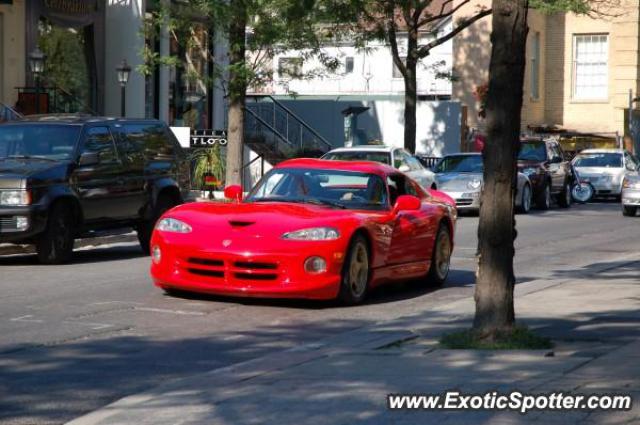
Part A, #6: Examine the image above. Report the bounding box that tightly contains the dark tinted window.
[435,155,483,173]
[0,124,80,160]
[518,141,547,161]
[573,153,623,168]
[83,127,117,162]
[121,123,174,158]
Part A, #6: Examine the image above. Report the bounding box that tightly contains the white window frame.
[572,34,609,101]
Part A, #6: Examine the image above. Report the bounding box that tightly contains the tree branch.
[418,7,491,58]
[388,18,407,79]
[417,0,468,28]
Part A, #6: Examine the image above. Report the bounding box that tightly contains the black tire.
[558,181,572,208]
[536,181,551,210]
[35,202,75,264]
[622,205,637,217]
[338,234,370,305]
[137,194,177,255]
[426,224,452,286]
[517,184,532,214]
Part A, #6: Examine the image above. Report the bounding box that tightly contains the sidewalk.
[68,256,640,425]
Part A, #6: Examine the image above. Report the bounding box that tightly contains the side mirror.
[393,195,421,213]
[78,151,99,166]
[224,185,243,202]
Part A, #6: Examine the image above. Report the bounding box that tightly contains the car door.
[386,174,434,266]
[112,123,148,218]
[72,126,129,223]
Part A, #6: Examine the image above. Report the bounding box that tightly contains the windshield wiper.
[249,197,346,208]
[7,155,56,162]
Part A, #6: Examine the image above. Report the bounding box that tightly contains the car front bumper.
[622,187,640,206]
[150,233,345,300]
[0,203,48,243]
[439,190,480,211]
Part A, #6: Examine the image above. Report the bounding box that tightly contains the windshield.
[573,153,622,168]
[434,155,483,173]
[246,168,388,210]
[323,151,391,165]
[518,141,547,161]
[0,125,81,160]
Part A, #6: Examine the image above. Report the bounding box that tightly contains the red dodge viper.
[150,159,457,304]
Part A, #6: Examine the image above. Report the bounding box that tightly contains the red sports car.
[150,159,457,304]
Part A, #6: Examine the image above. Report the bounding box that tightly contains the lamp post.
[29,48,46,114]
[116,59,131,117]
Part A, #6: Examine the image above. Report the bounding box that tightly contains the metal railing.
[0,103,23,122]
[245,95,333,156]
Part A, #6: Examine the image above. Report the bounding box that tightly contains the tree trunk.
[403,62,418,154]
[225,0,248,187]
[473,0,529,338]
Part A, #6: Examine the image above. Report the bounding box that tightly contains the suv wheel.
[558,181,572,208]
[517,184,532,214]
[36,203,75,264]
[536,182,551,210]
[138,194,177,254]
[623,205,637,217]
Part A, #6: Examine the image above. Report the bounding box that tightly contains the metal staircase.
[243,95,334,164]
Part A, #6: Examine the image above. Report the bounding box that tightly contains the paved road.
[0,201,637,424]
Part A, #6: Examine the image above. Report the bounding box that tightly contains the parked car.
[321,145,437,189]
[571,149,639,200]
[433,153,532,213]
[0,116,190,263]
[622,175,640,216]
[150,158,456,305]
[517,138,573,209]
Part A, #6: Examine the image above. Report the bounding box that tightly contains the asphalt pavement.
[0,201,637,424]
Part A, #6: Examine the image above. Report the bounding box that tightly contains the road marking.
[10,315,43,323]
[62,320,114,330]
[134,307,206,316]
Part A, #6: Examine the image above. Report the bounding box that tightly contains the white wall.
[276,98,461,156]
[263,20,453,97]
[105,0,146,118]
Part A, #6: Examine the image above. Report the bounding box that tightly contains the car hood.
[517,160,543,170]
[574,166,624,177]
[436,172,482,191]
[165,201,380,238]
[0,159,70,189]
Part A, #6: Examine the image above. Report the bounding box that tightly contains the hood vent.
[229,220,255,227]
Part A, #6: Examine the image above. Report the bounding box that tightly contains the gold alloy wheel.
[348,241,369,298]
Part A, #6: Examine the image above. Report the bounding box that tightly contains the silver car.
[322,146,437,189]
[571,149,639,198]
[434,153,532,213]
[622,175,640,216]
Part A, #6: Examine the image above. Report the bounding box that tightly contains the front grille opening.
[188,268,224,278]
[234,272,277,281]
[234,261,277,270]
[229,221,255,227]
[188,258,224,267]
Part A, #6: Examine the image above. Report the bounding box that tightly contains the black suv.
[0,116,190,263]
[517,138,573,209]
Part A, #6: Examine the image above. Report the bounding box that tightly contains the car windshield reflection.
[246,168,388,210]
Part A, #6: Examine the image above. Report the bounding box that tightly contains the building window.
[392,57,405,79]
[345,57,354,74]
[531,32,540,100]
[573,34,608,100]
[278,57,303,78]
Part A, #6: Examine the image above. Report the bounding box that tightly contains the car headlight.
[467,178,482,190]
[282,227,340,241]
[623,178,640,189]
[0,190,31,206]
[155,217,192,233]
[522,167,538,176]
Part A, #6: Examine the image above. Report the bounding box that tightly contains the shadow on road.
[0,244,145,267]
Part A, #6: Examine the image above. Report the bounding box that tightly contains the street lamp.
[29,48,46,114]
[116,59,131,117]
